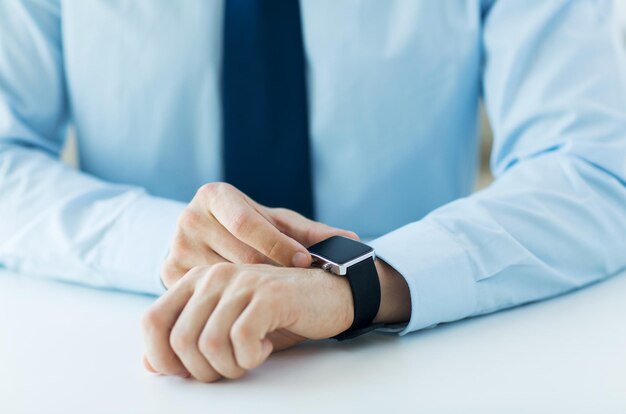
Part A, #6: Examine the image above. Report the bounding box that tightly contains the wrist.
[373,259,411,324]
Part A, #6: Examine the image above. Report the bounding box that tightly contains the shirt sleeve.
[370,0,626,334]
[0,0,184,295]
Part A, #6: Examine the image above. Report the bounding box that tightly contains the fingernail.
[261,340,273,360]
[292,252,309,267]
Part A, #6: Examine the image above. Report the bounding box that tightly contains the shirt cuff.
[98,193,185,296]
[369,220,477,335]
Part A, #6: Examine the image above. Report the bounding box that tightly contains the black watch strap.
[333,256,381,341]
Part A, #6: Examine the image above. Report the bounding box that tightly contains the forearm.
[0,146,184,293]
[371,151,626,335]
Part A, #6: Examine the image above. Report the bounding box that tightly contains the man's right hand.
[160,182,358,288]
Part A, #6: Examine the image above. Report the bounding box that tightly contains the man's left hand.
[141,262,354,382]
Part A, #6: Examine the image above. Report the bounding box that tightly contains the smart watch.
[307,236,381,340]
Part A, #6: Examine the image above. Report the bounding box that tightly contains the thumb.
[267,208,359,248]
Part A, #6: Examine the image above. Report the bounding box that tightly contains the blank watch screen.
[308,236,373,264]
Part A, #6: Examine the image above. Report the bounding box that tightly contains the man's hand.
[161,182,357,288]
[142,260,411,382]
[142,263,354,382]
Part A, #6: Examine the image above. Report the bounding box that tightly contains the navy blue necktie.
[222,0,314,219]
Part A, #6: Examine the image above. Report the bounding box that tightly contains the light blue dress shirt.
[1,0,626,334]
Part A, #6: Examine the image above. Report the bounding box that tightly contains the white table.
[1,269,625,414]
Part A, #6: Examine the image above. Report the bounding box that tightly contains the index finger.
[230,299,276,370]
[209,193,311,267]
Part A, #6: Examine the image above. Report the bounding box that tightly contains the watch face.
[307,236,373,265]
